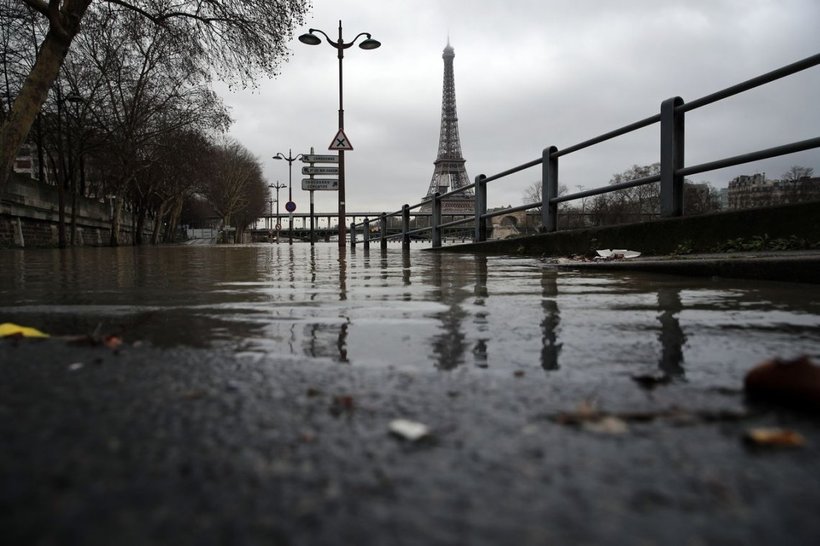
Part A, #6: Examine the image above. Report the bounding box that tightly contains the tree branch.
[104,0,229,25]
[20,0,49,16]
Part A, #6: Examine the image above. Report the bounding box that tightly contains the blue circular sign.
[285,201,296,213]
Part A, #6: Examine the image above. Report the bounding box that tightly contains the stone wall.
[0,174,146,248]
[442,200,820,257]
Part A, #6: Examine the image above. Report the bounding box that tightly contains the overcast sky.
[216,0,820,214]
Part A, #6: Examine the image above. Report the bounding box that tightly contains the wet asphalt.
[2,338,820,545]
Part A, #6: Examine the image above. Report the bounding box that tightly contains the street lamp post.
[273,149,304,245]
[299,21,380,247]
[268,182,286,243]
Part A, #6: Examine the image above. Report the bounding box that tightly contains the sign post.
[328,129,353,247]
[301,146,341,245]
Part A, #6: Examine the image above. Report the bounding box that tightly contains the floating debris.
[389,419,430,442]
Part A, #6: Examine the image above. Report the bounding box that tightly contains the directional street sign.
[328,128,353,151]
[302,166,339,175]
[285,201,296,212]
[300,154,338,163]
[302,178,339,191]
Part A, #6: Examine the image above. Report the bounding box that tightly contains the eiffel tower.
[422,40,474,213]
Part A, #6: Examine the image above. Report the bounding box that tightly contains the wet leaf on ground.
[329,395,355,416]
[582,416,629,435]
[0,322,49,338]
[744,355,820,412]
[744,427,806,448]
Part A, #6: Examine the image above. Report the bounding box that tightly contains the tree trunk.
[0,3,90,194]
[110,197,123,246]
[165,197,184,242]
[134,203,145,246]
[151,200,168,245]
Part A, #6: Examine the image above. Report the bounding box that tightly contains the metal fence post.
[363,217,370,250]
[660,96,685,217]
[380,213,388,250]
[474,174,487,242]
[402,204,410,249]
[350,221,356,248]
[432,192,442,248]
[541,146,558,232]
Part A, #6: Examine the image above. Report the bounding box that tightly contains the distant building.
[727,172,819,209]
[13,143,42,181]
[718,187,729,209]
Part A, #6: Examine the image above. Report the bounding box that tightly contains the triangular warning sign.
[329,128,353,151]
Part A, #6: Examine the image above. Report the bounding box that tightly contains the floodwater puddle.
[1,244,818,382]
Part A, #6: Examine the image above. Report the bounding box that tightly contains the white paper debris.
[595,249,641,259]
[389,419,430,441]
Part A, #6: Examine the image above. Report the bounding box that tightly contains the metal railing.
[351,52,820,249]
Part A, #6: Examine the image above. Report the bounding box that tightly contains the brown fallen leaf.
[180,389,207,400]
[329,395,355,416]
[583,416,629,435]
[744,355,820,412]
[744,427,805,447]
[103,335,123,349]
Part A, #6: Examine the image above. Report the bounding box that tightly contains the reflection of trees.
[540,269,562,371]
[657,287,686,378]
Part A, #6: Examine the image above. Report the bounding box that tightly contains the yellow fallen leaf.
[0,322,49,338]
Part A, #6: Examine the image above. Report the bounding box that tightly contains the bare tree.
[73,8,230,245]
[782,165,814,181]
[683,181,721,215]
[204,139,263,242]
[0,0,309,193]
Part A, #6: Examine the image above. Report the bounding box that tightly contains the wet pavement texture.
[2,244,820,544]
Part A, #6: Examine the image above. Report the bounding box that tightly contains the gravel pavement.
[2,339,820,545]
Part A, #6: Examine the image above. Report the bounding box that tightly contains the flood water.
[1,243,818,384]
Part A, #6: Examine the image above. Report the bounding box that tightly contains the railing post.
[380,213,388,250]
[432,192,442,248]
[474,174,487,242]
[363,217,370,250]
[350,221,356,248]
[541,146,558,232]
[660,96,685,217]
[402,204,410,249]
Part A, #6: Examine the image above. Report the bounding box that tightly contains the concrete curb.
[549,252,820,284]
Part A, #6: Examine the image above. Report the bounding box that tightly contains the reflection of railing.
[352,52,820,249]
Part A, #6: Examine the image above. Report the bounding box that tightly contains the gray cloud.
[217,0,820,213]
